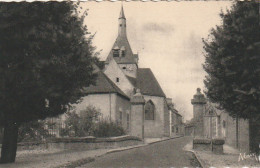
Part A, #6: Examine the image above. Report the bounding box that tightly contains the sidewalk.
[0,135,183,168]
[183,142,260,168]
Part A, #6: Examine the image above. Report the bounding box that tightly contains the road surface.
[80,136,201,168]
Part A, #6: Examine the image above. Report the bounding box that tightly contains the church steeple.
[105,5,139,78]
[118,6,127,37]
[119,5,125,19]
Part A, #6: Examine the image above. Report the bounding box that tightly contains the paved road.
[80,136,201,168]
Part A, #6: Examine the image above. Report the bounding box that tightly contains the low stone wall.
[212,139,225,154]
[193,138,225,154]
[193,138,211,151]
[17,135,143,151]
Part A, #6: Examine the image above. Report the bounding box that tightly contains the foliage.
[61,106,101,137]
[93,118,126,138]
[203,1,260,119]
[18,120,54,142]
[61,106,126,138]
[0,1,97,125]
[0,1,99,163]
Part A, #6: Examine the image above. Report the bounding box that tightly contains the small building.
[166,98,184,137]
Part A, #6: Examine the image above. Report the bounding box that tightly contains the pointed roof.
[106,36,136,64]
[82,71,129,100]
[105,6,137,65]
[119,6,125,19]
[126,68,166,97]
[136,68,166,97]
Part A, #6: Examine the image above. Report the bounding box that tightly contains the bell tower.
[105,5,139,78]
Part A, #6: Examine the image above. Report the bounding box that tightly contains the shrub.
[61,105,101,137]
[18,120,54,142]
[93,118,125,138]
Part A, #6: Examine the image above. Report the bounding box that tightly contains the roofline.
[84,92,130,101]
[142,93,166,98]
[105,62,138,65]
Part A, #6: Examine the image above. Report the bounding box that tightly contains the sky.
[80,1,232,121]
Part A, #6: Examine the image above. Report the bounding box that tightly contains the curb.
[183,147,206,168]
[106,144,148,154]
[148,135,184,145]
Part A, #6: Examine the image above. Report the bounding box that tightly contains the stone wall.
[16,135,143,151]
[220,112,250,153]
[115,95,131,131]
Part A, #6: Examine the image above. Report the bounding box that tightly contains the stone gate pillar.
[130,89,145,139]
[191,88,206,137]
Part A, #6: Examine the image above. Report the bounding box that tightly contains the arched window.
[145,100,155,120]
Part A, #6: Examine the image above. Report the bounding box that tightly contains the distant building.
[166,98,184,137]
[185,88,260,154]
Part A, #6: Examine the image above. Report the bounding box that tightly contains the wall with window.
[118,64,137,78]
[143,95,165,138]
[104,59,134,97]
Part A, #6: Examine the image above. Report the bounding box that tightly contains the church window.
[120,24,122,27]
[121,50,125,57]
[116,77,119,82]
[122,67,126,69]
[113,49,119,57]
[145,100,155,120]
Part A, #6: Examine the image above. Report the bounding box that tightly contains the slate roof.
[82,71,129,100]
[126,68,166,97]
[106,36,136,64]
[137,68,166,97]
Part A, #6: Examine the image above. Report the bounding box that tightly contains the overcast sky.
[81,1,232,121]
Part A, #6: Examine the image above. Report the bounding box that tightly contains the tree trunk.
[236,116,239,149]
[0,122,19,163]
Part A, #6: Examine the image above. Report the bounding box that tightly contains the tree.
[0,2,98,163]
[203,1,260,120]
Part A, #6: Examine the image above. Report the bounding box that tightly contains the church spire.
[118,5,126,37]
[105,5,138,69]
[119,5,125,19]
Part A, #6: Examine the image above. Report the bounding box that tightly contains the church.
[74,6,174,138]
